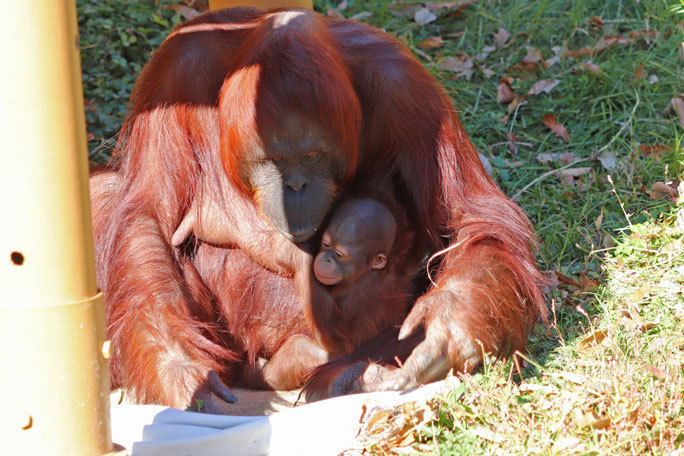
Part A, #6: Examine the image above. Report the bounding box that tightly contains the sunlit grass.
[318,0,684,453]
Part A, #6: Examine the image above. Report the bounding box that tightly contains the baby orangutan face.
[313,198,396,286]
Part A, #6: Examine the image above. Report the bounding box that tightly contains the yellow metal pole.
[210,0,313,11]
[0,2,116,455]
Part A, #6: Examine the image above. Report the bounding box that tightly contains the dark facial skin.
[243,114,347,243]
[314,198,397,286]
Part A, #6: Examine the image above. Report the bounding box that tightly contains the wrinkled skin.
[242,113,344,243]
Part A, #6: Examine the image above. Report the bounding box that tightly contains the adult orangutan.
[90,7,546,412]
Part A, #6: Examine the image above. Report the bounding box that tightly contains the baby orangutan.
[314,198,397,288]
[250,195,415,390]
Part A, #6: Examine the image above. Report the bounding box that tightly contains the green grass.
[327,0,684,453]
[334,0,683,275]
[403,212,684,455]
[77,0,684,453]
[78,0,184,162]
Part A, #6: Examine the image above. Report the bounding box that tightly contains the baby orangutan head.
[313,198,397,286]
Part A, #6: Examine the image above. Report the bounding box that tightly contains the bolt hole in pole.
[10,251,24,265]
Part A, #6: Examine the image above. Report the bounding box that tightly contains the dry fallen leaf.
[392,1,476,19]
[665,95,684,128]
[555,167,592,186]
[644,365,668,379]
[555,271,581,288]
[543,114,571,141]
[355,399,437,453]
[576,410,612,430]
[679,42,684,63]
[596,149,617,171]
[500,76,515,85]
[522,46,543,64]
[500,96,528,125]
[638,144,671,157]
[497,82,516,103]
[577,329,609,353]
[481,67,496,78]
[589,16,604,27]
[544,46,563,68]
[536,152,576,164]
[620,303,646,327]
[505,63,539,76]
[624,311,659,332]
[508,96,528,115]
[505,62,539,75]
[646,181,678,201]
[578,61,601,74]
[474,45,495,61]
[578,272,599,292]
[528,78,561,95]
[417,36,445,49]
[564,34,631,58]
[494,27,511,47]
[438,53,474,79]
[595,34,631,51]
[594,210,603,230]
[503,47,544,76]
[414,7,437,24]
[628,29,658,42]
[541,270,560,294]
[632,283,652,302]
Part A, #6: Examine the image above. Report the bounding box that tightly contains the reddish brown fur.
[90,7,546,409]
[249,189,417,390]
[191,189,415,391]
[307,188,415,354]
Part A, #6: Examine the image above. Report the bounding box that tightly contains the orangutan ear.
[371,253,387,270]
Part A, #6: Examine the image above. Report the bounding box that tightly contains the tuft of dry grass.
[407,189,684,455]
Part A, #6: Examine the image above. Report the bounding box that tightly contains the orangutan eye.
[306,150,320,160]
[335,250,344,259]
[322,240,331,248]
[271,155,283,162]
